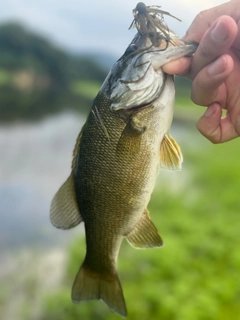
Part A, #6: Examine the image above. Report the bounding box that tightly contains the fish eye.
[124,44,138,56]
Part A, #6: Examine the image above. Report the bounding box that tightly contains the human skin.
[163,1,240,143]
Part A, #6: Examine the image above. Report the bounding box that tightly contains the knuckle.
[197,126,220,144]
[197,117,221,144]
[209,137,219,144]
[193,11,209,27]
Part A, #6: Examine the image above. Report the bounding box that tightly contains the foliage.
[70,80,101,99]
[38,130,240,320]
[0,22,107,121]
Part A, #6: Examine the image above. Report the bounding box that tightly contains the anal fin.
[50,173,82,229]
[126,210,163,248]
[160,134,183,171]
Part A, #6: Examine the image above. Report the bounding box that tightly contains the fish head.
[103,30,197,112]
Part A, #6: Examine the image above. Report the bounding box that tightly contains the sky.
[0,0,227,57]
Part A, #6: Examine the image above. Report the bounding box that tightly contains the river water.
[0,112,86,252]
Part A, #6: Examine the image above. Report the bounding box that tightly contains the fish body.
[50,3,197,317]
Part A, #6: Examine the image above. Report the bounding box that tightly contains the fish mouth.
[108,2,198,112]
[110,41,197,112]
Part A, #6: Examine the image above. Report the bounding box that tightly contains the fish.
[50,2,197,318]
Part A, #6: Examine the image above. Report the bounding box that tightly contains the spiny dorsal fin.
[126,210,163,248]
[160,134,183,171]
[50,174,82,229]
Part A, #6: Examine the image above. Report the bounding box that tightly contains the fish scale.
[75,93,157,230]
[50,2,197,317]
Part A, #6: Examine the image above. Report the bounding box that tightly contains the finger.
[190,16,238,78]
[197,103,239,143]
[162,56,191,76]
[164,16,237,78]
[191,54,234,106]
[184,2,239,43]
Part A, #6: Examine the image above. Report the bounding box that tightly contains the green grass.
[0,69,12,85]
[70,80,101,99]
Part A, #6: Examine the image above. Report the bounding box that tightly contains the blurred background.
[1,0,240,319]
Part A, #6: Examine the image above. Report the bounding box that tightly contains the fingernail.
[208,57,225,76]
[204,105,215,117]
[211,20,228,42]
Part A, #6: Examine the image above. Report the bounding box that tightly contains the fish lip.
[182,40,199,54]
[150,40,198,59]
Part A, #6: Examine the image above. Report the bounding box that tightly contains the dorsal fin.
[126,209,163,248]
[160,134,183,171]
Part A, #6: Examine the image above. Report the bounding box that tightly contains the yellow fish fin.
[72,262,127,317]
[50,173,82,229]
[126,210,163,248]
[71,124,85,170]
[160,133,183,171]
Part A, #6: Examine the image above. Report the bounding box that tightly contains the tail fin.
[72,264,127,317]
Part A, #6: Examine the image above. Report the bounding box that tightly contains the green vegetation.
[0,22,107,121]
[38,130,240,320]
[70,80,101,99]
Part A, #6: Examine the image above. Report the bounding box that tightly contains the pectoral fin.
[160,134,183,171]
[126,210,163,248]
[50,174,82,229]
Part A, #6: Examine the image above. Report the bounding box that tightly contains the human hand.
[163,1,240,143]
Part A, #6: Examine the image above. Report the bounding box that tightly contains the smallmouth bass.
[50,2,197,317]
